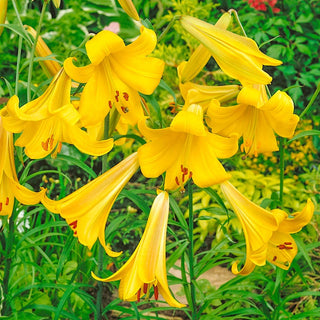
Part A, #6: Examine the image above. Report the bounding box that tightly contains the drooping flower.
[42,152,139,256]
[207,85,299,156]
[117,0,140,21]
[220,181,314,275]
[180,15,281,85]
[64,26,165,127]
[0,69,114,159]
[138,104,238,191]
[0,116,46,218]
[26,25,61,77]
[92,190,185,308]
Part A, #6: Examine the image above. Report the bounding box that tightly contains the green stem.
[27,1,48,102]
[157,15,180,42]
[2,202,17,315]
[299,81,320,119]
[96,114,111,320]
[279,137,285,206]
[187,181,197,320]
[15,36,23,95]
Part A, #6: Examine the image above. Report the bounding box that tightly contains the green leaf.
[0,24,32,46]
[287,130,320,143]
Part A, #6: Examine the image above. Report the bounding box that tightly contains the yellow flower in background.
[26,25,61,77]
[207,85,299,156]
[138,104,238,191]
[92,191,185,308]
[178,61,240,110]
[42,152,139,257]
[0,0,7,36]
[117,0,140,21]
[0,116,46,218]
[180,15,281,85]
[220,181,314,275]
[0,69,114,159]
[64,26,164,127]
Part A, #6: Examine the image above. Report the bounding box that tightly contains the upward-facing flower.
[42,152,139,256]
[180,15,281,85]
[138,104,238,191]
[64,27,165,127]
[0,69,114,159]
[220,181,314,275]
[92,190,185,308]
[207,85,299,156]
[0,116,46,218]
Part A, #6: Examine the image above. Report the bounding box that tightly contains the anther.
[108,101,113,109]
[42,138,49,151]
[175,177,180,185]
[284,242,292,245]
[153,285,159,300]
[123,92,129,101]
[0,203,2,211]
[143,283,148,294]
[115,90,120,102]
[69,220,78,229]
[272,256,277,262]
[5,197,9,205]
[121,106,129,113]
[137,288,141,302]
[49,134,54,150]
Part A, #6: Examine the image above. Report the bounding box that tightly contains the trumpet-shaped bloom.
[26,26,61,77]
[42,152,139,256]
[180,15,281,85]
[64,27,165,127]
[178,61,240,110]
[0,69,113,159]
[92,191,185,308]
[220,181,314,275]
[207,85,300,156]
[138,104,238,190]
[0,116,46,218]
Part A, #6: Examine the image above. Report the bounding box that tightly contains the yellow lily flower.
[0,69,114,159]
[220,181,314,275]
[117,0,140,21]
[0,0,7,36]
[180,15,281,85]
[26,25,61,77]
[42,152,139,257]
[178,61,240,110]
[207,85,300,156]
[0,116,46,218]
[92,191,185,308]
[138,104,238,191]
[64,26,165,127]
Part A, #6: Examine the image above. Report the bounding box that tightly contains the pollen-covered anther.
[272,256,277,261]
[5,197,9,205]
[143,283,148,294]
[69,220,78,230]
[137,288,141,302]
[153,285,159,300]
[121,106,129,113]
[49,134,54,150]
[108,100,113,109]
[277,243,293,250]
[175,176,180,185]
[123,92,129,101]
[115,90,120,102]
[0,203,2,211]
